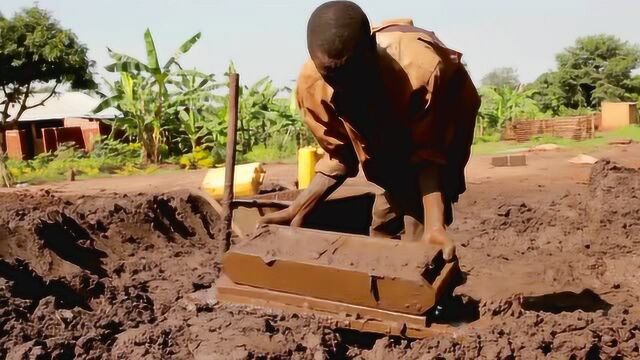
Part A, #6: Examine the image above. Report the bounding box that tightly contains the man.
[262,1,480,261]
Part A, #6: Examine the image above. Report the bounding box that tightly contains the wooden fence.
[502,114,599,142]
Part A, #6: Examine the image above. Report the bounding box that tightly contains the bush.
[92,138,142,162]
[473,133,502,144]
[241,140,298,163]
[556,107,596,117]
[7,140,151,184]
[179,147,216,169]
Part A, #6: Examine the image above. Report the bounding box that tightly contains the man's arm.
[259,173,346,226]
[263,65,358,226]
[419,164,455,261]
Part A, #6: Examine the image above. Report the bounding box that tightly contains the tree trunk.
[0,134,15,188]
[1,100,15,187]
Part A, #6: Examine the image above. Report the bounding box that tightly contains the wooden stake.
[222,73,240,252]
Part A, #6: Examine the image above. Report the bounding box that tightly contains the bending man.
[262,1,480,261]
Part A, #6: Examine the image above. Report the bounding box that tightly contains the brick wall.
[42,127,86,153]
[502,115,597,142]
[5,130,28,160]
[63,118,109,151]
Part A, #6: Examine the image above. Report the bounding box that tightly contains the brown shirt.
[296,19,480,201]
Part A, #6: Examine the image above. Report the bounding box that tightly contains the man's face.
[313,37,378,95]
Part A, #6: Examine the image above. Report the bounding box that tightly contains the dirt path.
[1,144,639,359]
[11,144,638,196]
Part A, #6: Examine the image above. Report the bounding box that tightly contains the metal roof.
[2,92,120,122]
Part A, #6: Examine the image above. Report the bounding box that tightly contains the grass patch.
[241,144,297,164]
[472,125,640,155]
[7,140,157,185]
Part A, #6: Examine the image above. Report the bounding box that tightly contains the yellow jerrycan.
[201,162,266,200]
[297,146,324,189]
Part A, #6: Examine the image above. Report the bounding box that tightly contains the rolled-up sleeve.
[297,84,359,178]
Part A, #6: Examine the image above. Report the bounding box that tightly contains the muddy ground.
[0,158,639,359]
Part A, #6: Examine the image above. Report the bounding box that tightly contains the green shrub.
[92,138,142,162]
[473,133,502,144]
[241,141,297,163]
[556,107,596,117]
[179,147,216,169]
[7,140,151,184]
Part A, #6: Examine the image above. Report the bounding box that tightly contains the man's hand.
[418,165,456,261]
[423,227,456,261]
[258,207,304,227]
[257,172,346,229]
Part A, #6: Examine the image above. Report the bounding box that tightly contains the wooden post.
[222,73,240,252]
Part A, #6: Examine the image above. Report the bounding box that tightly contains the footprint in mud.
[34,213,108,278]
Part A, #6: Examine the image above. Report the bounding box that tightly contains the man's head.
[307,1,377,93]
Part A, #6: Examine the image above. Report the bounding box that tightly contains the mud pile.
[0,160,639,359]
[0,190,221,358]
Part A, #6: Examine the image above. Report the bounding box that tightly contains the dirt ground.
[1,144,640,359]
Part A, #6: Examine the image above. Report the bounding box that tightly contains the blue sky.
[3,0,640,88]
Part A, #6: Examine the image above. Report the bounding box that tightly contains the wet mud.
[0,160,639,359]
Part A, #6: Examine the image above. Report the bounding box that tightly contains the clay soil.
[1,145,640,359]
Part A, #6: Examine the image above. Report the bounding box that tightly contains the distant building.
[600,102,638,131]
[1,92,119,159]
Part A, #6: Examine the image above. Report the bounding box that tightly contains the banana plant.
[95,29,202,163]
[171,69,222,154]
[270,87,314,148]
[478,85,542,131]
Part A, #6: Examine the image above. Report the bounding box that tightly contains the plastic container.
[201,162,266,200]
[297,146,324,189]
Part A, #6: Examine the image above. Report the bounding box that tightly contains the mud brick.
[508,154,527,166]
[491,156,509,167]
[491,154,527,167]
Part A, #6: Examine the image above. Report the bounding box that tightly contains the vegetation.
[477,34,639,139]
[0,6,95,187]
[95,33,312,170]
[7,139,154,184]
[530,35,640,115]
[480,67,520,89]
[476,85,543,136]
[95,29,210,163]
[473,125,640,155]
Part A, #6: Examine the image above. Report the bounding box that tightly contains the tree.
[0,7,95,124]
[0,6,95,186]
[481,67,520,89]
[531,34,640,114]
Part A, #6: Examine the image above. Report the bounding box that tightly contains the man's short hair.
[307,1,371,66]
